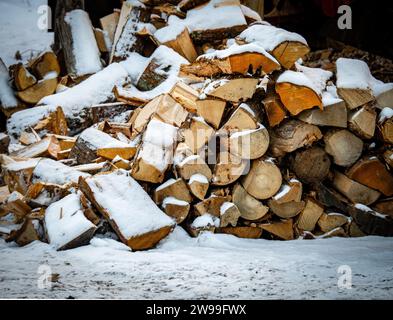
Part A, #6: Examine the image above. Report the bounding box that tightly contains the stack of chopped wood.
[1,0,393,251]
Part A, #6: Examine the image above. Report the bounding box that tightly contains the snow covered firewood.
[217,226,262,239]
[188,173,209,200]
[336,58,376,110]
[296,198,324,232]
[28,51,61,80]
[196,98,226,129]
[176,154,212,181]
[169,81,199,113]
[221,103,257,131]
[16,78,58,105]
[152,94,189,127]
[45,193,97,250]
[317,213,349,233]
[154,178,193,204]
[237,24,310,69]
[110,1,151,62]
[31,158,90,186]
[132,119,178,183]
[79,170,175,250]
[290,146,331,185]
[187,213,219,237]
[12,63,36,91]
[270,119,322,156]
[183,116,215,153]
[201,78,258,103]
[100,11,120,47]
[242,158,282,200]
[15,215,45,247]
[194,195,231,217]
[1,191,31,222]
[1,157,39,194]
[219,202,240,227]
[348,105,377,139]
[324,129,363,167]
[260,219,294,240]
[58,9,103,77]
[333,171,380,206]
[33,107,68,136]
[10,136,60,159]
[232,183,269,221]
[263,93,287,127]
[155,25,198,62]
[70,127,135,164]
[162,196,190,223]
[181,43,280,77]
[178,0,209,12]
[297,87,347,128]
[25,182,69,207]
[347,157,393,197]
[0,58,20,115]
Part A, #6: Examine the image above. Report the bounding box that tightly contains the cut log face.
[324,129,363,167]
[260,219,294,240]
[270,119,322,156]
[217,226,262,239]
[177,154,212,180]
[333,171,381,205]
[154,94,189,127]
[219,202,241,227]
[17,78,58,104]
[183,117,215,153]
[232,183,269,221]
[160,28,198,62]
[242,159,282,200]
[373,199,393,218]
[317,212,349,233]
[100,11,120,44]
[196,98,226,129]
[290,147,331,184]
[154,178,193,204]
[29,51,61,80]
[347,157,393,196]
[10,136,60,159]
[1,191,31,222]
[297,100,347,128]
[169,81,199,113]
[0,133,10,153]
[263,93,287,127]
[272,41,310,69]
[376,87,393,108]
[276,82,322,116]
[1,157,39,194]
[45,193,97,250]
[211,151,248,186]
[268,200,305,219]
[33,107,68,136]
[273,179,303,204]
[337,88,374,110]
[204,78,258,103]
[188,174,209,200]
[79,171,175,250]
[25,182,69,207]
[348,105,377,139]
[194,195,231,217]
[228,124,269,160]
[13,63,37,91]
[296,198,324,232]
[221,104,257,131]
[162,197,190,223]
[380,118,393,144]
[349,221,366,237]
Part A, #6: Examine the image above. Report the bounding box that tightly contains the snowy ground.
[1,227,393,299]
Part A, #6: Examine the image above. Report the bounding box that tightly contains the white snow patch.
[189,174,209,184]
[191,214,220,229]
[378,107,393,124]
[162,197,189,208]
[220,202,235,215]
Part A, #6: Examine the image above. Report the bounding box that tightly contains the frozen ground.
[1,227,393,299]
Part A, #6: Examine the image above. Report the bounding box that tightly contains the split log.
[196,98,226,129]
[194,195,231,217]
[45,193,97,250]
[270,120,322,156]
[332,171,380,205]
[211,152,248,186]
[221,104,257,131]
[260,219,294,240]
[202,78,258,103]
[263,93,287,127]
[58,9,103,77]
[162,197,190,223]
[316,183,350,214]
[176,154,212,180]
[348,220,367,237]
[79,170,175,250]
[268,180,305,218]
[33,107,68,136]
[1,157,39,194]
[169,81,199,113]
[219,202,241,227]
[25,182,70,207]
[380,117,393,144]
[347,157,393,196]
[10,136,60,159]
[17,78,58,105]
[242,159,282,200]
[317,212,349,233]
[384,149,393,168]
[337,88,374,110]
[153,94,189,127]
[268,200,305,219]
[376,87,393,108]
[296,198,324,232]
[183,117,215,153]
[100,11,120,46]
[373,198,393,218]
[348,105,377,139]
[188,174,209,200]
[28,51,61,79]
[290,147,331,184]
[0,58,20,115]
[187,214,218,237]
[154,178,193,204]
[15,215,44,247]
[297,99,347,128]
[1,191,31,222]
[178,0,209,11]
[0,132,10,153]
[324,129,363,167]
[232,183,269,221]
[12,63,37,91]
[217,226,262,239]
[94,28,110,53]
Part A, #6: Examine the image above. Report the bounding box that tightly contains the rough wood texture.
[297,100,347,128]
[29,51,61,79]
[232,183,269,221]
[163,201,190,224]
[205,78,258,103]
[263,93,287,127]
[260,219,294,240]
[296,198,324,232]
[317,213,348,233]
[10,136,60,159]
[380,118,393,144]
[194,195,231,217]
[17,78,58,105]
[161,28,198,62]
[324,129,363,167]
[212,152,247,186]
[272,41,310,69]
[348,205,393,236]
[154,178,193,204]
[219,203,241,227]
[188,177,209,200]
[13,63,37,91]
[196,99,226,129]
[348,105,376,139]
[347,157,393,196]
[183,117,215,153]
[337,88,375,110]
[268,199,305,219]
[217,226,262,239]
[169,81,199,113]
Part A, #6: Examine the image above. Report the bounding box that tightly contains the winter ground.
[0,0,393,300]
[1,227,393,299]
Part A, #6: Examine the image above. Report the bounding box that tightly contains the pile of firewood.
[1,0,393,251]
